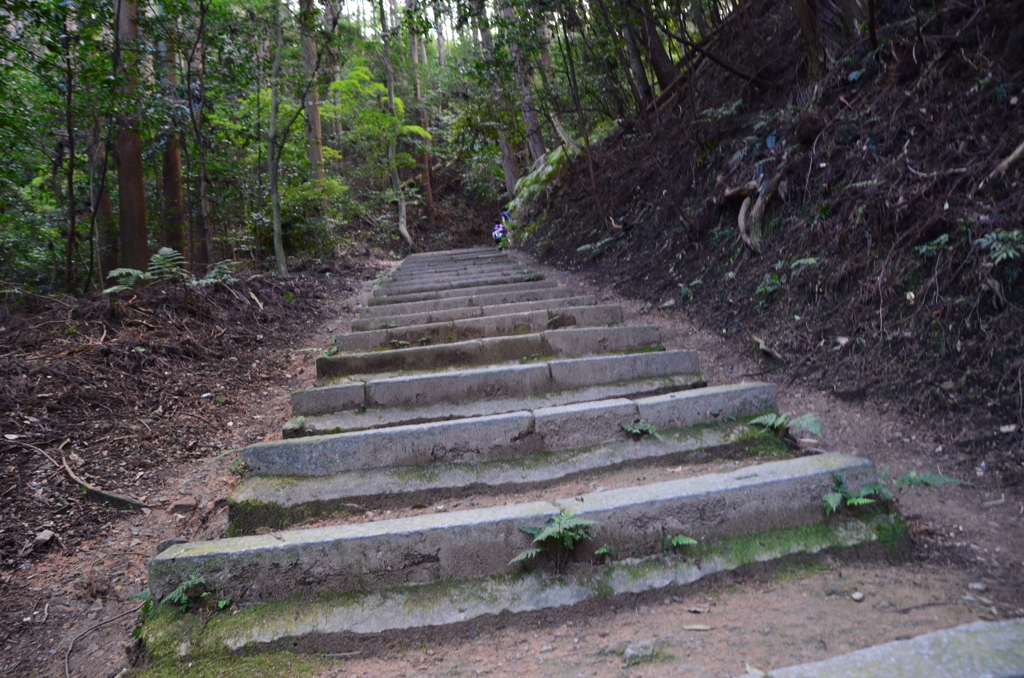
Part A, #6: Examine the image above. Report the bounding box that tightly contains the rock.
[623,639,655,665]
[540,645,553,653]
[156,538,188,555]
[169,497,198,514]
[34,530,55,546]
[851,591,865,602]
[969,582,988,592]
[878,600,892,609]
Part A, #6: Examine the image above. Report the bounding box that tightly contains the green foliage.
[977,230,1022,266]
[104,248,188,293]
[510,510,597,571]
[161,575,209,612]
[824,468,961,515]
[662,534,699,553]
[620,419,663,441]
[756,273,782,297]
[749,412,821,437]
[915,234,950,259]
[790,257,820,271]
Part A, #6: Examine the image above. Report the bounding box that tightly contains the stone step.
[367,280,556,307]
[404,247,503,260]
[144,511,887,657]
[335,305,623,352]
[358,285,579,318]
[350,296,601,331]
[743,618,1024,678]
[149,453,876,608]
[246,383,776,477]
[230,420,764,533]
[316,325,662,379]
[385,262,527,279]
[289,373,703,436]
[375,271,539,297]
[292,349,701,418]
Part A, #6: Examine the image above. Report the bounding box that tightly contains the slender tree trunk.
[62,27,77,294]
[638,2,679,90]
[89,132,117,283]
[299,0,325,181]
[499,2,546,165]
[497,136,519,197]
[409,2,433,215]
[789,0,826,79]
[377,0,413,247]
[537,19,579,153]
[113,0,149,271]
[621,22,653,108]
[435,7,446,66]
[159,35,186,254]
[269,0,287,274]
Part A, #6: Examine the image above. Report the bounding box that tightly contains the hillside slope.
[520,0,1024,487]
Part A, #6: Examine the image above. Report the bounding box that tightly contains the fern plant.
[824,468,960,515]
[104,247,188,293]
[160,575,208,612]
[749,412,821,448]
[509,510,597,572]
[620,419,663,441]
[977,229,1022,266]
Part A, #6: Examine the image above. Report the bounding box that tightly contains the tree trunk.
[299,0,325,181]
[621,22,653,108]
[377,0,413,248]
[638,2,679,91]
[113,0,149,271]
[88,130,117,283]
[435,7,446,66]
[409,3,434,215]
[499,136,519,197]
[789,0,826,80]
[62,27,77,294]
[269,0,287,274]
[500,2,546,165]
[159,36,186,254]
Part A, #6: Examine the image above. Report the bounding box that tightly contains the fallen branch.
[64,603,144,678]
[746,169,786,252]
[62,454,150,510]
[988,139,1024,181]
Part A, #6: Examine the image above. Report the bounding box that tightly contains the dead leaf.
[752,336,783,361]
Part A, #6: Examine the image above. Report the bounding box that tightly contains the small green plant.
[129,589,154,639]
[620,419,663,441]
[756,273,782,297]
[519,353,540,364]
[388,339,411,349]
[824,468,961,514]
[161,575,208,612]
[661,534,699,554]
[977,229,1022,266]
[104,247,187,293]
[510,510,597,572]
[915,234,950,259]
[790,257,820,271]
[217,598,232,610]
[749,412,821,447]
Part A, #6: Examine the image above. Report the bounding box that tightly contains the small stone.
[34,530,55,546]
[878,600,892,609]
[969,582,987,592]
[169,497,198,514]
[851,591,865,602]
[623,640,655,665]
[540,645,553,653]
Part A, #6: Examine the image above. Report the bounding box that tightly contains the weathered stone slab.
[534,398,639,450]
[335,310,550,352]
[546,304,623,328]
[351,297,600,331]
[294,350,701,417]
[549,351,699,389]
[542,325,662,355]
[753,618,1024,678]
[244,411,539,476]
[151,454,875,608]
[357,286,578,318]
[635,382,777,428]
[367,280,556,307]
[317,326,661,379]
[376,272,537,296]
[231,424,748,531]
[290,374,704,433]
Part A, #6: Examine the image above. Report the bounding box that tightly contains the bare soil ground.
[3,247,1016,678]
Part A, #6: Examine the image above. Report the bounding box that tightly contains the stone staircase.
[143,248,886,656]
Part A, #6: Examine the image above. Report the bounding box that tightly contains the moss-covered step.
[149,453,876,607]
[294,350,702,418]
[229,420,785,534]
[139,513,894,663]
[315,325,663,379]
[368,279,555,306]
[350,296,602,331]
[248,383,775,477]
[356,286,581,318]
[335,305,624,352]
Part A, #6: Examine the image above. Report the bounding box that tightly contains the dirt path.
[3,250,1021,678]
